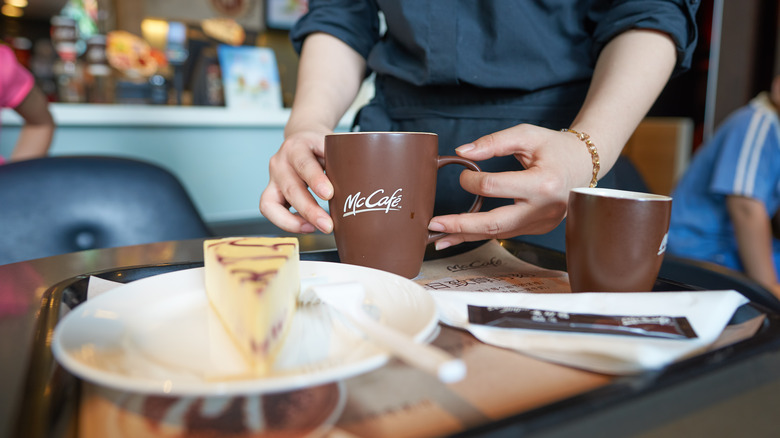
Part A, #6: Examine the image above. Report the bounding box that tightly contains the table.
[2,236,779,438]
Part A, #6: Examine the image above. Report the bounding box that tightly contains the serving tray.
[13,240,780,438]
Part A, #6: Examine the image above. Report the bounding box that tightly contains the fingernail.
[435,240,452,251]
[317,183,333,199]
[428,221,445,232]
[455,143,475,153]
[300,223,316,233]
[316,217,333,233]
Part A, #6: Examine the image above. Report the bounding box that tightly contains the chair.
[0,156,213,265]
[622,117,694,195]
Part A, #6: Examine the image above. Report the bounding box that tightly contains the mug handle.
[427,156,484,244]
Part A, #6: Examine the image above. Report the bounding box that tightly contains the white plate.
[52,261,438,396]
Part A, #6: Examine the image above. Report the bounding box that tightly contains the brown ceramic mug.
[565,187,672,292]
[324,132,483,278]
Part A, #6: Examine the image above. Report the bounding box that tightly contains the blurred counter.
[1,104,297,127]
[0,104,354,230]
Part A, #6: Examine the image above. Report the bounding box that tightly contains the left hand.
[427,124,594,250]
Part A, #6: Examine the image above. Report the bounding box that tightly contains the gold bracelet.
[561,128,600,188]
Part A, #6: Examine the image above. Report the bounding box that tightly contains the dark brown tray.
[13,240,780,438]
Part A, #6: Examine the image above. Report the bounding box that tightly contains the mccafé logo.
[343,188,403,217]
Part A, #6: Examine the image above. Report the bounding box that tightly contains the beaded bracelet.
[561,128,600,188]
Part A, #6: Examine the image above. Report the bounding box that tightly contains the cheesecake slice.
[203,237,299,375]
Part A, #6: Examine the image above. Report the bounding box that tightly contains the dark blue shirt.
[292,0,699,91]
[290,0,701,247]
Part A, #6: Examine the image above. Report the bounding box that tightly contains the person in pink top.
[0,44,54,164]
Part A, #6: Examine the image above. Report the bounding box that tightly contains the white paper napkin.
[432,289,748,375]
[87,276,123,299]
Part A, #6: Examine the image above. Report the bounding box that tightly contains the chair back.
[0,156,212,265]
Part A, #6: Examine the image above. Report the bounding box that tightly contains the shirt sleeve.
[590,0,700,75]
[290,0,381,59]
[709,106,780,212]
[0,45,34,109]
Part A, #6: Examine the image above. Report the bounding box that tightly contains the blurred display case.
[1,0,306,108]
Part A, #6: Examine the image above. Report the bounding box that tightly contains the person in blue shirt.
[259,1,699,251]
[668,75,780,298]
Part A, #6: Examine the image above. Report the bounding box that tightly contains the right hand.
[427,124,595,249]
[259,130,335,234]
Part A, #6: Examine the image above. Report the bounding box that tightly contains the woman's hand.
[259,32,367,234]
[259,129,334,234]
[427,124,594,249]
[429,29,678,250]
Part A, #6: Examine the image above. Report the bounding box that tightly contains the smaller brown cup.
[565,188,672,292]
[325,132,483,278]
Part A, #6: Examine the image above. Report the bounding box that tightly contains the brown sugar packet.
[467,305,698,339]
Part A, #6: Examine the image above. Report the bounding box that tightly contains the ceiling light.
[5,0,28,8]
[1,4,23,17]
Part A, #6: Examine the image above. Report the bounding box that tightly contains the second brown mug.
[565,187,673,292]
[324,132,483,278]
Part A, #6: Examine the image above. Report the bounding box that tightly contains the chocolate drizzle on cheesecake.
[207,237,296,251]
[209,238,295,266]
[250,314,288,354]
[230,268,277,286]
